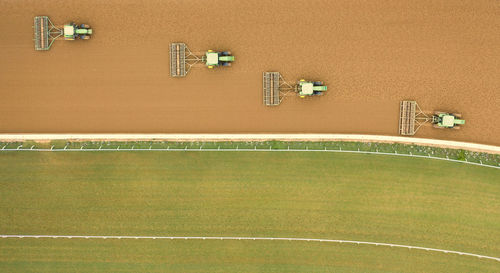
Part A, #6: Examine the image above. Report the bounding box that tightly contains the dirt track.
[0,0,499,145]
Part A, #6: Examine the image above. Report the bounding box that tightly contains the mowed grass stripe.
[0,152,498,262]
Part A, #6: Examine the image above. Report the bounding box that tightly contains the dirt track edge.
[1,134,499,154]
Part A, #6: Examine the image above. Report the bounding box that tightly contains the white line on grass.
[1,148,499,169]
[0,134,499,154]
[1,235,499,262]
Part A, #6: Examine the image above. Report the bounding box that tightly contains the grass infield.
[0,151,499,272]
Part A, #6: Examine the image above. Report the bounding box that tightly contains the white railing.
[1,146,498,169]
[2,234,499,262]
[0,134,499,154]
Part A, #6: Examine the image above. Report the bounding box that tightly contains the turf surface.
[0,151,499,272]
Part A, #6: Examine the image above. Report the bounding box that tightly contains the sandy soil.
[0,0,498,145]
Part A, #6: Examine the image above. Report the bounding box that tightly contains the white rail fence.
[1,145,498,169]
[2,235,499,262]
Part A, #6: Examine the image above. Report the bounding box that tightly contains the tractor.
[296,79,327,98]
[432,112,465,129]
[202,50,235,69]
[64,23,93,40]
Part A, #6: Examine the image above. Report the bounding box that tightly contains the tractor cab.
[205,51,219,68]
[63,24,75,40]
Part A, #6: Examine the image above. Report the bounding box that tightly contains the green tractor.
[63,23,92,40]
[296,79,327,98]
[432,112,465,129]
[202,50,235,69]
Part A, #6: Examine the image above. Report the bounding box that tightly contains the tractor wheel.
[313,81,323,86]
[453,113,462,118]
[221,51,231,56]
[453,126,461,130]
[82,24,90,29]
[222,62,231,66]
[80,35,90,40]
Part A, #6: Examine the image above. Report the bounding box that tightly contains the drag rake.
[34,16,63,50]
[399,101,431,135]
[170,43,202,77]
[262,72,294,106]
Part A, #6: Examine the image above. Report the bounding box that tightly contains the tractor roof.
[301,82,314,95]
[442,115,455,127]
[206,52,219,65]
[63,25,74,36]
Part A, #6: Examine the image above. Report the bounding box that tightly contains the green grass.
[0,151,499,272]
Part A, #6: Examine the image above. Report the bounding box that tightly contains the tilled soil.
[0,0,498,145]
